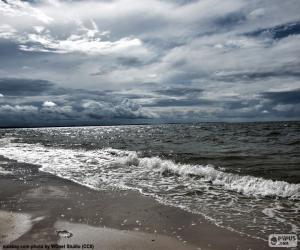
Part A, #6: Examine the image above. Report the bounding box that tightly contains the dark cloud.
[163,72,202,85]
[214,70,300,82]
[214,12,246,29]
[83,99,148,120]
[110,93,153,100]
[144,98,212,107]
[0,77,153,127]
[90,57,147,76]
[223,99,258,110]
[261,89,300,104]
[245,21,300,39]
[0,78,54,96]
[116,57,145,67]
[143,38,185,51]
[0,40,20,57]
[0,0,300,124]
[155,88,203,97]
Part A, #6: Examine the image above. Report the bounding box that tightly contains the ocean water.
[0,122,299,240]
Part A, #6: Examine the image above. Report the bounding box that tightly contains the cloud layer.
[0,78,155,127]
[0,0,300,126]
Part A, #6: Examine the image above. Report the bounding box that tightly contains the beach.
[1,0,300,248]
[0,157,273,250]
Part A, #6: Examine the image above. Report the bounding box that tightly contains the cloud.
[248,8,266,20]
[245,21,300,40]
[19,32,146,55]
[0,104,38,113]
[0,77,154,127]
[0,0,300,124]
[82,99,151,119]
[273,104,294,112]
[155,88,203,97]
[0,22,148,56]
[144,98,212,107]
[0,78,53,96]
[261,89,300,104]
[42,100,56,107]
[213,70,300,82]
[0,0,53,23]
[0,24,17,39]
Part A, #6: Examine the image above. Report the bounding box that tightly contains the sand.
[56,220,196,250]
[0,210,32,246]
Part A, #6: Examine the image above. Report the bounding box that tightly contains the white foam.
[146,159,300,199]
[0,166,13,175]
[0,140,299,199]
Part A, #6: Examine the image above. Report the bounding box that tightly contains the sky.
[0,0,299,127]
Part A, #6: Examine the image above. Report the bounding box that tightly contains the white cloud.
[0,104,38,113]
[19,33,145,55]
[0,93,4,97]
[1,18,150,56]
[0,24,16,39]
[0,0,53,23]
[248,8,266,20]
[34,26,46,33]
[43,101,56,107]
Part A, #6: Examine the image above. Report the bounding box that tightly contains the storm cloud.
[0,0,300,126]
[0,77,154,127]
[0,78,53,96]
[261,89,300,105]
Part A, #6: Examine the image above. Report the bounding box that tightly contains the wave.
[146,158,299,199]
[0,166,13,175]
[0,139,299,200]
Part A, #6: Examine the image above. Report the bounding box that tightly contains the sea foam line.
[0,139,299,200]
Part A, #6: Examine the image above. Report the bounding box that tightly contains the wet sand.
[0,157,274,250]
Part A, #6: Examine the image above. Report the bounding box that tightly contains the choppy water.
[0,122,299,240]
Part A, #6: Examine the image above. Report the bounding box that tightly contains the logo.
[268,234,297,248]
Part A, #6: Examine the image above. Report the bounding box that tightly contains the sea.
[0,122,299,240]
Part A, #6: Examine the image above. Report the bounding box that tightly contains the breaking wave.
[0,139,299,200]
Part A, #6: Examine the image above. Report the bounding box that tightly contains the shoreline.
[0,158,274,249]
